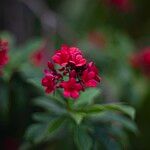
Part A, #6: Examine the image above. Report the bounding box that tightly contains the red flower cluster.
[130,47,150,77]
[105,0,133,12]
[0,39,9,74]
[42,45,101,99]
[30,47,49,67]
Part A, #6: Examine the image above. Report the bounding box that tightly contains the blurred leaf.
[4,38,43,74]
[90,112,138,134]
[25,116,66,144]
[25,123,47,143]
[109,125,129,146]
[75,88,100,107]
[94,126,122,150]
[32,113,53,122]
[103,104,135,119]
[62,0,90,20]
[74,126,92,150]
[11,39,41,67]
[28,78,66,105]
[27,77,43,91]
[48,117,66,133]
[108,113,138,134]
[0,81,9,118]
[21,38,43,53]
[48,91,66,106]
[70,111,86,124]
[34,97,66,115]
[78,104,135,119]
[0,31,15,48]
[19,63,43,78]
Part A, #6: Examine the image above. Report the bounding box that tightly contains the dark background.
[0,0,150,149]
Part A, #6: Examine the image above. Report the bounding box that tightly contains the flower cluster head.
[105,0,133,12]
[30,46,49,67]
[42,45,101,99]
[0,39,9,74]
[130,47,150,77]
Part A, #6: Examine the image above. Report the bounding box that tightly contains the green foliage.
[74,88,100,107]
[0,79,9,119]
[24,82,136,149]
[0,31,140,150]
[76,103,135,119]
[2,36,43,80]
[73,125,92,150]
[34,97,66,114]
[1,0,150,148]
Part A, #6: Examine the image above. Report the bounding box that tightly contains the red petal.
[86,79,97,87]
[45,87,54,93]
[75,83,82,91]
[70,78,76,84]
[69,70,76,78]
[88,71,96,79]
[48,61,54,70]
[64,91,70,98]
[71,91,79,99]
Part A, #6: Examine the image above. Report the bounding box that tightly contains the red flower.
[31,50,43,66]
[30,47,49,67]
[69,47,86,67]
[52,45,86,67]
[41,71,55,93]
[61,78,82,99]
[69,70,77,78]
[52,45,70,66]
[0,39,9,75]
[42,45,101,99]
[0,40,9,66]
[130,47,150,77]
[82,62,101,87]
[140,48,150,67]
[105,0,133,12]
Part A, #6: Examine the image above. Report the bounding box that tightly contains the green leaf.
[19,63,43,78]
[90,112,138,134]
[32,113,53,122]
[28,78,66,105]
[34,97,66,115]
[104,104,135,119]
[5,38,43,74]
[25,123,47,143]
[95,126,122,150]
[78,104,135,119]
[27,78,43,91]
[107,113,138,133]
[0,81,9,118]
[48,117,66,134]
[74,126,92,150]
[69,111,86,124]
[0,31,15,48]
[25,117,66,143]
[75,88,100,107]
[48,91,66,106]
[21,38,43,54]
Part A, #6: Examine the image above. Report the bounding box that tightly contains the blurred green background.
[0,0,150,149]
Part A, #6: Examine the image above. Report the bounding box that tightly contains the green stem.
[67,99,74,111]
